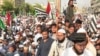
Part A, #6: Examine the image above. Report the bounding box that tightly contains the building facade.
[15,0,25,7]
[0,0,3,5]
[91,0,100,14]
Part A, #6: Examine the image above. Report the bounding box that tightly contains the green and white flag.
[0,18,6,30]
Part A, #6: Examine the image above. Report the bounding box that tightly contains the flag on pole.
[0,19,6,30]
[6,12,11,26]
[46,2,51,14]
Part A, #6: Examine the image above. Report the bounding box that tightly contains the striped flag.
[87,15,97,34]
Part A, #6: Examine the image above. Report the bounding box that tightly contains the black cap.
[65,19,70,23]
[75,19,82,24]
[27,35,33,38]
[69,33,86,43]
[97,35,100,39]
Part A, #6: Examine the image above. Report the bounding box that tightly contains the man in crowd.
[0,38,6,54]
[65,19,70,32]
[6,44,16,56]
[74,19,82,32]
[66,0,74,23]
[62,33,93,56]
[67,24,75,37]
[36,29,54,56]
[48,29,72,56]
[50,23,57,40]
[77,28,96,56]
[34,25,42,42]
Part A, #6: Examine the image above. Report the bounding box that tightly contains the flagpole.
[55,0,61,14]
[55,0,61,30]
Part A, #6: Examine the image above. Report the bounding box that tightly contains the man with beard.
[62,33,93,56]
[48,29,72,56]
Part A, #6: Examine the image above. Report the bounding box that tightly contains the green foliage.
[1,0,14,11]
[1,0,45,15]
[14,7,19,15]
[33,3,45,10]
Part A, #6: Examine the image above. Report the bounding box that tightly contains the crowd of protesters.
[0,0,100,56]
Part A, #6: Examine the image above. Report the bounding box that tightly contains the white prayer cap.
[0,35,4,40]
[23,39,29,45]
[46,20,53,25]
[3,32,5,34]
[32,42,38,46]
[58,29,66,34]
[23,42,27,45]
[22,33,26,37]
[97,24,100,28]
[9,41,14,45]
[0,37,4,40]
[77,28,86,33]
[25,29,30,31]
[19,44,24,48]
[14,54,20,56]
[29,32,33,35]
[91,38,98,42]
[14,35,19,39]
[34,33,42,42]
[0,31,5,40]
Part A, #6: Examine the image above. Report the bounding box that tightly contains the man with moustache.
[62,33,93,56]
[48,29,72,56]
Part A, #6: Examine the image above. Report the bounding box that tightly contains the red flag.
[46,2,51,14]
[6,12,11,26]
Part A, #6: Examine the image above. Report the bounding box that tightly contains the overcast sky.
[25,0,91,9]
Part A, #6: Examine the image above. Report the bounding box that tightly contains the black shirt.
[36,37,54,56]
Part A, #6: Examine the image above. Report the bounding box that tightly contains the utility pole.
[55,0,61,14]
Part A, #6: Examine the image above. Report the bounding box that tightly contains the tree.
[14,3,35,15]
[1,0,14,11]
[14,7,19,15]
[24,3,35,15]
[28,4,35,15]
